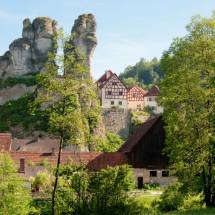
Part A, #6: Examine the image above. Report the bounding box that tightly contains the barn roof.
[145,85,160,97]
[118,115,162,153]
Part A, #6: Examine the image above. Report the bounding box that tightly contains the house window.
[107,91,112,95]
[119,101,122,105]
[19,158,25,173]
[148,97,155,102]
[111,101,114,105]
[162,170,169,177]
[132,93,137,97]
[151,106,157,111]
[137,104,141,109]
[149,170,157,177]
[137,177,143,189]
[112,82,117,86]
[119,91,123,96]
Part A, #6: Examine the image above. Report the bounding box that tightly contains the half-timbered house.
[144,85,163,114]
[97,70,127,109]
[127,85,147,110]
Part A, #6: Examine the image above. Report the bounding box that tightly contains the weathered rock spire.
[70,13,97,77]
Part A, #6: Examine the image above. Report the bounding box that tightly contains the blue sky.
[0,0,214,79]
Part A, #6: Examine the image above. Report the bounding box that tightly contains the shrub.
[178,193,205,211]
[143,183,160,190]
[158,182,184,211]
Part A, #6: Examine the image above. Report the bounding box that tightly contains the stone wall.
[102,108,130,138]
[133,168,177,187]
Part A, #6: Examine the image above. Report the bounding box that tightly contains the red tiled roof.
[145,85,160,97]
[128,85,147,95]
[10,151,128,171]
[96,70,113,85]
[12,138,60,152]
[99,72,127,89]
[118,115,162,152]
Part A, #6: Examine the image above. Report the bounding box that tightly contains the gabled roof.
[118,115,162,152]
[145,85,160,97]
[128,85,147,96]
[96,70,114,86]
[99,72,127,89]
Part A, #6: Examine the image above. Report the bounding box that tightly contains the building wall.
[128,100,144,110]
[144,96,163,114]
[133,168,177,187]
[102,108,130,138]
[101,88,128,109]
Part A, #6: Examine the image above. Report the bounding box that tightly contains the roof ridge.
[118,114,161,152]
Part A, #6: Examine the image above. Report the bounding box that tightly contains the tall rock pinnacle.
[70,14,97,77]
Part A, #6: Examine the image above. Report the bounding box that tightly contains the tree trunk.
[51,136,63,215]
[202,159,213,207]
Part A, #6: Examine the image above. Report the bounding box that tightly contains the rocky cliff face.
[0,17,57,79]
[0,17,57,105]
[70,14,97,77]
[0,14,97,105]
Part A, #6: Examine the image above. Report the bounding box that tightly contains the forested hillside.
[119,57,163,88]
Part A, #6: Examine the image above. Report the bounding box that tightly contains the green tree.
[159,13,215,206]
[55,164,135,215]
[0,153,31,214]
[119,57,163,86]
[96,132,124,152]
[122,77,139,88]
[35,29,101,214]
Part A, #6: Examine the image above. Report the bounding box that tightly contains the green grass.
[163,208,215,215]
[132,192,215,215]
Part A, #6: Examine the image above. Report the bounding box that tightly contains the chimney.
[0,133,12,152]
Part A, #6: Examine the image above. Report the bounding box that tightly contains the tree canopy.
[160,13,215,206]
[119,57,163,88]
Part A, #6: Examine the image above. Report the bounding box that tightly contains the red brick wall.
[10,151,128,171]
[0,133,11,152]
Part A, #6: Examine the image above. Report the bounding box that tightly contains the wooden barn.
[119,115,175,187]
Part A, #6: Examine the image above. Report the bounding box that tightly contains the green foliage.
[0,153,31,214]
[54,164,136,215]
[96,131,124,152]
[122,77,140,88]
[0,73,38,89]
[178,193,205,211]
[30,170,52,193]
[119,57,163,87]
[129,110,150,134]
[160,12,215,206]
[158,183,185,212]
[132,195,160,215]
[143,183,160,190]
[29,199,51,215]
[0,93,49,133]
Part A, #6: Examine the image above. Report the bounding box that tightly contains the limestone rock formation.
[0,84,36,105]
[0,17,57,79]
[70,14,97,76]
[0,17,57,106]
[0,14,97,107]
